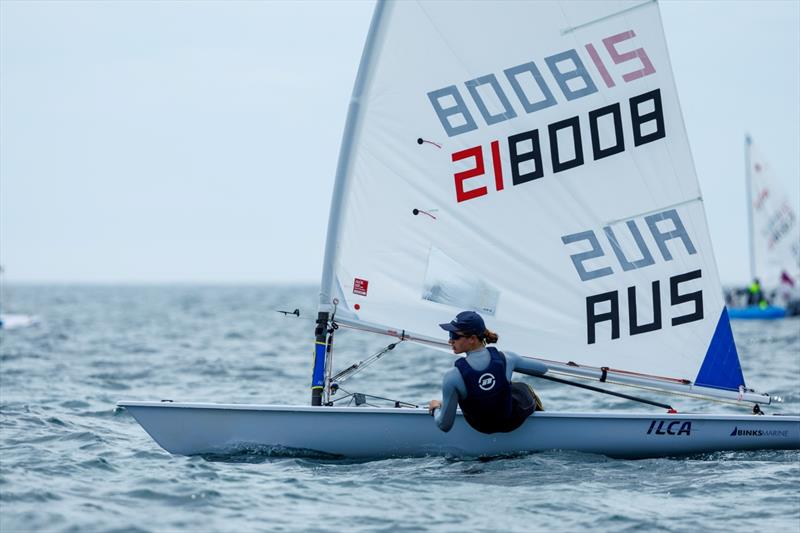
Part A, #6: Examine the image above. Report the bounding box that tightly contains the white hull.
[119,401,800,459]
[0,313,38,330]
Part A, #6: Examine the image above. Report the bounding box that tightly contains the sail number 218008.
[449,89,663,203]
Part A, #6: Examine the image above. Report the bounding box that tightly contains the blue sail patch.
[694,308,745,391]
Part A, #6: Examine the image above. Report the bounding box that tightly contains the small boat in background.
[727,305,786,320]
[0,266,39,330]
[0,313,39,330]
[727,138,800,319]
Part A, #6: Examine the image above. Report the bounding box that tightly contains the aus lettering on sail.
[562,208,705,345]
[426,29,660,203]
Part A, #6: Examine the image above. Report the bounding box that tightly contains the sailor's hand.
[428,400,441,414]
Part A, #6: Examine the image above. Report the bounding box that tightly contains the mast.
[311,0,388,406]
[744,134,755,281]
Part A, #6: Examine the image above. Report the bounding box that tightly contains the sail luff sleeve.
[318,0,389,312]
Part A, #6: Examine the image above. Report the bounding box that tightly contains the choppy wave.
[1,285,798,532]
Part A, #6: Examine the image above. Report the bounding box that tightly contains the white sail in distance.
[746,137,800,288]
[320,0,746,396]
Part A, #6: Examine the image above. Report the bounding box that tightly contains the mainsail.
[745,136,800,288]
[317,0,751,400]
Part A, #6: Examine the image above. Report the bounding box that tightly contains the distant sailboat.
[727,137,800,319]
[0,314,39,330]
[0,266,38,330]
[120,0,799,459]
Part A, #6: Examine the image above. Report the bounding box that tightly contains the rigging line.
[335,386,418,408]
[412,208,437,220]
[560,0,656,35]
[587,365,687,384]
[537,373,674,410]
[608,380,759,408]
[630,387,753,409]
[417,138,442,149]
[541,359,769,407]
[561,372,759,408]
[544,363,758,405]
[331,339,406,384]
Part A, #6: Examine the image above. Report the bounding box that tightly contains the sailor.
[428,311,547,434]
[748,278,768,308]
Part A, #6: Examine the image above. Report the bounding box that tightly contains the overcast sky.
[1,0,798,285]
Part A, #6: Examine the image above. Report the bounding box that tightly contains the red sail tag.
[353,278,369,296]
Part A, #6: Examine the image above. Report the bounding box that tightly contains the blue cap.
[439,311,486,335]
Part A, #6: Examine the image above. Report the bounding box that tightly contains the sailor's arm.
[431,368,462,432]
[504,351,548,378]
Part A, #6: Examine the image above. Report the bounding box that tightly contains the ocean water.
[1,284,798,532]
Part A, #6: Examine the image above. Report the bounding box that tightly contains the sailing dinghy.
[120,0,800,459]
[0,314,39,330]
[727,136,800,320]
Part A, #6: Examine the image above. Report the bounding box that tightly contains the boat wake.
[201,443,344,463]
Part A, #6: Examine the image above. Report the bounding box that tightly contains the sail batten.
[604,196,702,226]
[320,0,750,400]
[560,0,656,35]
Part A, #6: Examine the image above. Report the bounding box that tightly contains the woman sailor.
[428,311,547,433]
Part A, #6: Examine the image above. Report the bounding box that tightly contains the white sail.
[320,0,745,394]
[746,138,800,288]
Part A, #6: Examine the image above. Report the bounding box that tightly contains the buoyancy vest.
[454,347,533,434]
